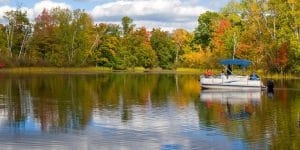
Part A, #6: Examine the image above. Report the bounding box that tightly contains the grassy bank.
[0,67,199,74]
[262,73,300,79]
[0,67,299,79]
[0,67,112,74]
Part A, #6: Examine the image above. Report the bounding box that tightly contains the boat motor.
[267,80,274,93]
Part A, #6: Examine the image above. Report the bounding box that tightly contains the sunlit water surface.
[0,73,299,150]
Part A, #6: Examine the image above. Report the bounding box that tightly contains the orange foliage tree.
[273,43,288,73]
[210,19,232,66]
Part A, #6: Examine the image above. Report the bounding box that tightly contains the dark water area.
[0,73,299,150]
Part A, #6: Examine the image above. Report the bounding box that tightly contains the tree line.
[0,0,299,73]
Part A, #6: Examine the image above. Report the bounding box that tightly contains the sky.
[0,0,233,31]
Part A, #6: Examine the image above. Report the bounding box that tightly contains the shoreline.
[0,67,298,79]
[0,67,202,74]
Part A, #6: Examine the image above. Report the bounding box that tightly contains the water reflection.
[0,74,299,149]
[201,90,261,104]
[0,73,206,149]
[200,90,261,120]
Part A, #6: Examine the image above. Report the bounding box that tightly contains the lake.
[0,73,299,149]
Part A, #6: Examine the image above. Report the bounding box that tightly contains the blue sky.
[0,0,233,31]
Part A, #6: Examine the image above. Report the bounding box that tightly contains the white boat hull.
[200,75,266,90]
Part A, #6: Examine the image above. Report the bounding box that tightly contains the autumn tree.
[3,9,31,62]
[90,23,122,68]
[211,19,232,58]
[97,35,119,67]
[273,43,288,73]
[68,9,94,66]
[172,29,193,65]
[194,11,220,49]
[27,9,56,65]
[28,8,94,67]
[236,0,300,71]
[0,1,298,72]
[150,29,176,69]
[180,50,213,68]
[0,24,7,58]
[122,16,135,36]
[126,27,157,68]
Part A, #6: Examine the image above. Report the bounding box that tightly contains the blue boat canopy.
[220,59,252,67]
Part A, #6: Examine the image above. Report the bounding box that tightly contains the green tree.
[0,24,7,58]
[98,35,119,67]
[237,0,300,71]
[126,27,157,68]
[32,8,94,67]
[48,8,73,66]
[3,9,31,61]
[69,9,94,66]
[221,4,243,60]
[150,29,176,69]
[194,11,220,49]
[27,9,56,66]
[122,16,135,36]
[91,23,121,68]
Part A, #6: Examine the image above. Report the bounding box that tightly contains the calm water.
[0,73,299,150]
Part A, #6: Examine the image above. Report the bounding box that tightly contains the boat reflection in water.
[200,90,262,120]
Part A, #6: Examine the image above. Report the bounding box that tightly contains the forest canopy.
[0,0,299,73]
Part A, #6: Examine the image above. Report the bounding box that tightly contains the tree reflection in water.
[0,74,298,149]
[0,73,200,131]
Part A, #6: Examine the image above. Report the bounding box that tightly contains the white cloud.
[0,1,71,23]
[0,6,14,20]
[90,0,211,31]
[95,20,197,32]
[91,0,208,18]
[134,20,198,32]
[0,5,33,23]
[32,0,71,16]
[0,0,211,31]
